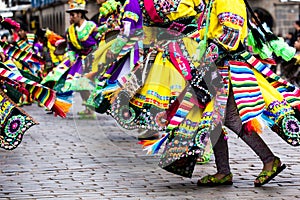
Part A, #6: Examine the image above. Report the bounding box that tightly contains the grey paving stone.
[0,94,299,199]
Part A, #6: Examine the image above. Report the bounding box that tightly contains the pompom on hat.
[66,0,88,13]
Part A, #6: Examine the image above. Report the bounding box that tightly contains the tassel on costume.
[138,133,168,155]
[55,100,72,114]
[244,118,263,134]
[138,139,157,147]
[261,113,275,129]
[51,101,67,118]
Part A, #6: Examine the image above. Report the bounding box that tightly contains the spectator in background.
[294,34,300,53]
[292,20,300,47]
[279,34,300,86]
[285,32,294,47]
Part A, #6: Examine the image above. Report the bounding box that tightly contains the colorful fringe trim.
[243,118,263,134]
[0,41,44,65]
[138,133,168,155]
[241,51,292,88]
[0,68,56,109]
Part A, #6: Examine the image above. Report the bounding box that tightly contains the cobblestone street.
[0,95,300,199]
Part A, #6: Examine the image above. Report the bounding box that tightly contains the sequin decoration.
[118,105,136,124]
[155,111,168,128]
[0,113,36,150]
[159,118,200,178]
[266,100,294,124]
[154,0,183,14]
[281,115,300,146]
[194,126,210,149]
[4,115,25,138]
[265,100,300,146]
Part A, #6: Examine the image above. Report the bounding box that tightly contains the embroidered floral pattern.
[218,12,244,27]
[153,0,182,13]
[140,0,186,25]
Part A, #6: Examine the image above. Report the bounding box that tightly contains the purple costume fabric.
[106,0,143,81]
[63,20,100,91]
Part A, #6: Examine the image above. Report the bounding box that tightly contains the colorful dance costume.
[0,21,45,83]
[163,0,300,178]
[42,0,101,114]
[0,20,67,150]
[196,0,300,142]
[88,0,203,127]
[15,30,44,78]
[87,0,218,175]
[112,0,203,130]
[90,0,122,76]
[63,20,100,91]
[0,45,66,150]
[90,0,300,179]
[43,0,101,92]
[86,0,144,114]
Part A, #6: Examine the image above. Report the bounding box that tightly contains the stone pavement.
[1,95,300,199]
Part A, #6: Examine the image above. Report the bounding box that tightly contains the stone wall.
[30,1,99,35]
[274,3,299,36]
[248,0,299,36]
[29,1,300,37]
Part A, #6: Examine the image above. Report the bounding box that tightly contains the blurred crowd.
[280,20,300,86]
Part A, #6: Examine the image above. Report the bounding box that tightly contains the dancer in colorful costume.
[192,0,300,186]
[35,28,66,78]
[0,19,49,106]
[91,0,300,186]
[87,0,215,164]
[86,0,143,114]
[0,20,68,150]
[130,0,300,183]
[42,0,101,117]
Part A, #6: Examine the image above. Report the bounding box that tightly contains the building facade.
[28,0,99,35]
[2,0,300,37]
[250,0,299,36]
